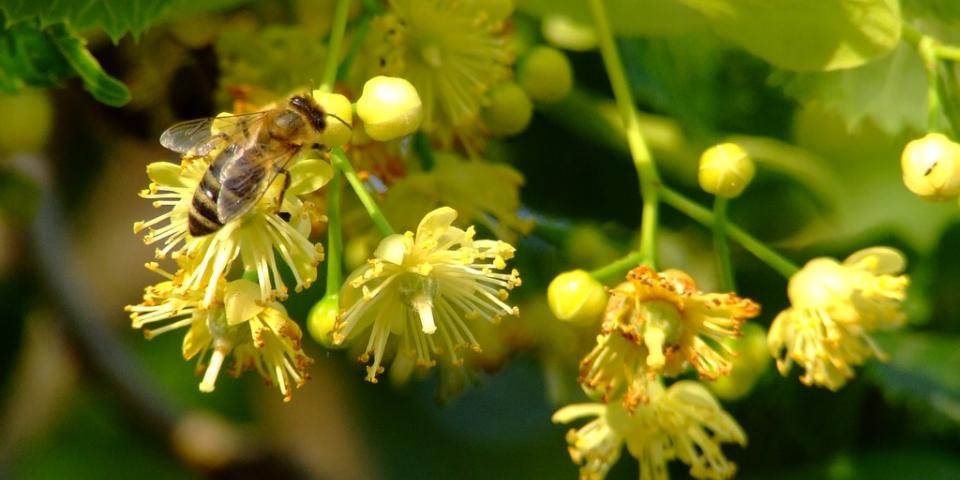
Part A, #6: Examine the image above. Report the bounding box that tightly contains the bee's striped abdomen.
[188,168,224,236]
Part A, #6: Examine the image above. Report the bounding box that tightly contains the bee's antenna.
[326,112,353,130]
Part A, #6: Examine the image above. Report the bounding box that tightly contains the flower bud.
[541,15,597,51]
[0,89,53,154]
[698,143,755,198]
[708,323,770,401]
[356,76,423,141]
[311,91,353,147]
[547,269,607,326]
[519,46,574,103]
[483,82,533,137]
[900,133,960,201]
[307,294,345,349]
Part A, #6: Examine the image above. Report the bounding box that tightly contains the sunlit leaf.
[0,20,129,106]
[781,43,927,135]
[678,0,902,71]
[0,0,172,42]
[516,0,708,37]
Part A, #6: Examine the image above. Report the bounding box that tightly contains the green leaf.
[0,19,130,106]
[678,0,902,71]
[0,0,171,42]
[516,0,708,37]
[781,43,927,134]
[871,332,960,427]
[46,24,130,106]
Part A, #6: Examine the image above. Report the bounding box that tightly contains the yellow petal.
[182,317,213,360]
[224,279,264,326]
[374,234,412,265]
[416,207,458,245]
[844,246,905,275]
[287,158,334,196]
[146,162,186,187]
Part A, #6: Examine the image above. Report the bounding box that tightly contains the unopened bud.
[307,294,344,349]
[483,82,533,137]
[901,133,960,201]
[708,323,770,401]
[519,46,574,103]
[547,269,607,326]
[311,91,353,147]
[698,143,755,198]
[356,76,423,141]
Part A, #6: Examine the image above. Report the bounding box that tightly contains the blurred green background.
[2,1,960,479]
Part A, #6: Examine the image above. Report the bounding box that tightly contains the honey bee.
[160,94,341,237]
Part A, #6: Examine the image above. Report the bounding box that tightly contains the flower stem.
[588,0,661,269]
[325,167,344,295]
[337,14,371,83]
[659,186,800,278]
[319,0,352,92]
[903,24,946,132]
[589,250,648,282]
[331,148,395,236]
[414,131,437,171]
[712,197,736,291]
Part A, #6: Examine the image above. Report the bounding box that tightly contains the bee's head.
[289,95,327,132]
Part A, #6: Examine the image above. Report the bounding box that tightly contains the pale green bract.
[783,43,927,134]
[516,0,708,37]
[679,0,902,71]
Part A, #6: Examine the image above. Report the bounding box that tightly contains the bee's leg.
[275,166,293,222]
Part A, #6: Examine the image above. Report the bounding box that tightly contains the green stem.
[589,250,648,282]
[588,0,661,268]
[659,186,800,279]
[325,167,344,295]
[337,14,371,83]
[331,148,395,236]
[319,0,352,92]
[414,131,437,171]
[712,197,736,291]
[903,23,946,132]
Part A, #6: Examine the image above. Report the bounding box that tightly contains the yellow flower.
[580,266,760,410]
[381,152,533,243]
[768,247,909,390]
[334,206,521,383]
[134,153,330,306]
[366,0,514,139]
[126,273,313,401]
[553,380,746,480]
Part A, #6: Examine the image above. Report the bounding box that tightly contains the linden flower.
[768,247,909,391]
[553,380,746,480]
[580,267,760,410]
[126,273,313,401]
[134,154,330,306]
[381,152,533,243]
[367,0,513,137]
[334,206,521,383]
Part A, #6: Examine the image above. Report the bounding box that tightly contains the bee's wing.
[159,112,269,157]
[215,144,300,225]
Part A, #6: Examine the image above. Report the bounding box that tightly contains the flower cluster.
[580,266,760,411]
[553,380,747,480]
[333,207,521,383]
[128,95,338,399]
[550,266,755,479]
[768,247,909,390]
[362,0,515,148]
